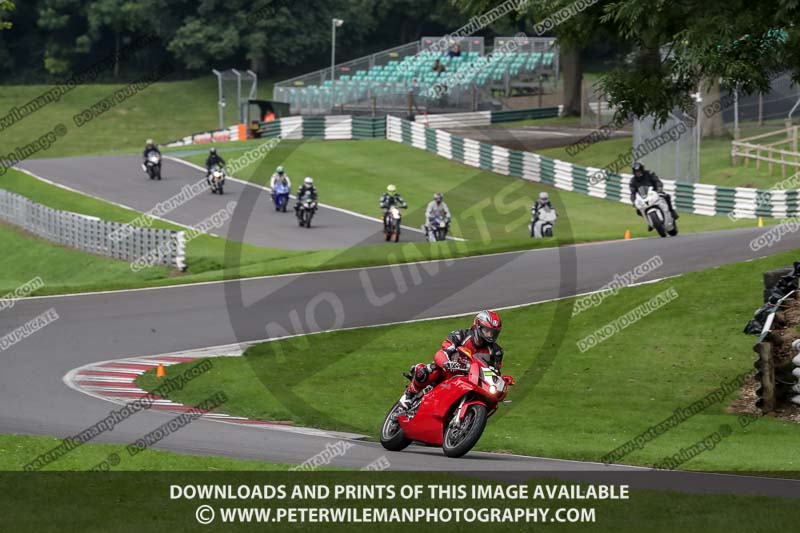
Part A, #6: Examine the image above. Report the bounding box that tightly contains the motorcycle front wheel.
[647,211,667,238]
[442,403,487,458]
[380,402,412,451]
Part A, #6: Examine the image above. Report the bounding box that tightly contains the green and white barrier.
[416,107,561,129]
[167,112,796,219]
[386,115,797,218]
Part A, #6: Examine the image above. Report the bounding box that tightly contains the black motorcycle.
[296,193,317,228]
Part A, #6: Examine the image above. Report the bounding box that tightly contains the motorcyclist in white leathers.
[424,192,451,237]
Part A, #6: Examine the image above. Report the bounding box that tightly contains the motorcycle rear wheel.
[442,403,487,458]
[380,402,412,451]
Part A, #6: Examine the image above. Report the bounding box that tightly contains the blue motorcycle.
[273,181,290,212]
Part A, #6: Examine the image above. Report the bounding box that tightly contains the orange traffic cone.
[156,363,165,378]
[624,229,631,240]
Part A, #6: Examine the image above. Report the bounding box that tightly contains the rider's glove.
[502,375,515,386]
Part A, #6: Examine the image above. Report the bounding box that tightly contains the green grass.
[537,119,800,190]
[0,433,292,471]
[140,249,800,472]
[0,76,274,159]
[183,138,761,242]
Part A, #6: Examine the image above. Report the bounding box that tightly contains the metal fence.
[632,109,700,183]
[0,189,186,269]
[580,80,618,128]
[724,72,800,128]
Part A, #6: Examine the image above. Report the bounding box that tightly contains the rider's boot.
[399,363,435,409]
[398,389,418,409]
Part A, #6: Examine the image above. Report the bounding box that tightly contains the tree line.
[0,0,488,82]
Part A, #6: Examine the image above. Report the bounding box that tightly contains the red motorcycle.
[380,351,514,458]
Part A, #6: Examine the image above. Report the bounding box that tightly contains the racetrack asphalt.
[2,207,800,495]
[18,154,427,250]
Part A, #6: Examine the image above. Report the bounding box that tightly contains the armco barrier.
[385,115,799,218]
[0,189,185,269]
[490,107,560,123]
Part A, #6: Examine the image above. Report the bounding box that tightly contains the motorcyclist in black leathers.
[629,162,678,229]
[294,176,318,212]
[205,148,225,177]
[380,184,407,228]
[143,138,160,160]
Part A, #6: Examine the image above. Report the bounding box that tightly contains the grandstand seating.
[283,49,556,113]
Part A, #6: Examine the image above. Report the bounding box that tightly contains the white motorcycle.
[426,215,450,242]
[142,152,161,180]
[634,186,677,237]
[208,165,225,194]
[530,206,557,238]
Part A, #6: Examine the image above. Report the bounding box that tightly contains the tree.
[596,0,792,126]
[1,1,14,31]
[36,0,90,76]
[85,0,141,77]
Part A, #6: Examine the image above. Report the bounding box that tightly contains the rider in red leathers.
[399,310,505,409]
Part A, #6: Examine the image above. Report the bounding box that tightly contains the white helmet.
[304,176,314,185]
[146,138,154,145]
[387,184,397,193]
[276,166,284,174]
[538,192,549,202]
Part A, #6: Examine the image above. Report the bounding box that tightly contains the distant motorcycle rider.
[531,191,557,238]
[424,192,451,236]
[270,165,292,190]
[629,162,678,227]
[205,148,225,178]
[142,138,160,160]
[399,311,508,409]
[380,184,407,225]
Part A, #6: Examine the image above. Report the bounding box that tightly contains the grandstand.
[273,36,559,115]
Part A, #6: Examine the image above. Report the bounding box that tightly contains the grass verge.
[0,77,274,158]
[139,249,800,472]
[0,434,293,471]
